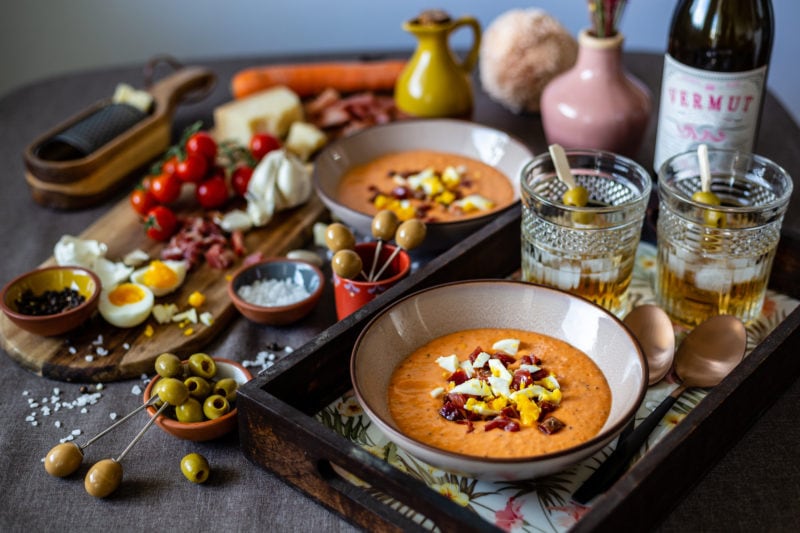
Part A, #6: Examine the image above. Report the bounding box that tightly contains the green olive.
[184,376,212,400]
[324,223,355,252]
[44,442,84,477]
[84,458,123,498]
[692,191,726,227]
[154,352,183,378]
[156,377,190,406]
[371,209,400,241]
[180,453,210,484]
[395,219,427,250]
[203,394,230,420]
[331,249,363,280]
[213,378,239,402]
[174,397,204,423]
[187,353,216,379]
[562,185,589,207]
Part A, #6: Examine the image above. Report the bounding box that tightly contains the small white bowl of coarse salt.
[228,258,325,326]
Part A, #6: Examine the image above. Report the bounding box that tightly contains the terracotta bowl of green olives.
[143,354,253,442]
[1,265,100,337]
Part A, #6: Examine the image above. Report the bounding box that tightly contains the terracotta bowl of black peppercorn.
[0,265,100,336]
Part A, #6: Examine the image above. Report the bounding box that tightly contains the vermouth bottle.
[653,0,774,172]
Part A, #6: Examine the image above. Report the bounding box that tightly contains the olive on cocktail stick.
[367,210,400,281]
[44,395,161,478]
[372,218,426,281]
[331,249,364,280]
[84,402,170,498]
[691,144,726,227]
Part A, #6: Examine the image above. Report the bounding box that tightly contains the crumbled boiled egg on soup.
[130,260,188,297]
[98,282,154,328]
[430,338,563,428]
[453,194,494,213]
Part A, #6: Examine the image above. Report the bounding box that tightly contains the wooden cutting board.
[0,193,328,383]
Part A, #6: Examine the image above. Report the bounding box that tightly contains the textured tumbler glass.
[656,149,793,327]
[521,150,652,316]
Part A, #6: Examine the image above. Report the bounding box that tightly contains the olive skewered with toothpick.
[372,218,426,281]
[44,395,161,478]
[368,210,400,281]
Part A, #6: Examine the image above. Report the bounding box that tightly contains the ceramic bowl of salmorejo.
[351,280,647,481]
[227,258,325,326]
[0,265,101,337]
[313,118,534,252]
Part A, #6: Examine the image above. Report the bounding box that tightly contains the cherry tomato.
[145,206,178,241]
[161,156,179,176]
[196,175,229,209]
[150,173,182,204]
[129,188,157,217]
[176,153,208,184]
[186,131,218,164]
[231,165,254,197]
[249,133,281,161]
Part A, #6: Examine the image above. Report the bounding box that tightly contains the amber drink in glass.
[656,149,792,327]
[521,150,652,316]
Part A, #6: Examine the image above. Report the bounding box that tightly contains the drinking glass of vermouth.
[521,149,652,317]
[656,148,792,327]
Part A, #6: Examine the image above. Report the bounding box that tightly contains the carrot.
[231,60,407,99]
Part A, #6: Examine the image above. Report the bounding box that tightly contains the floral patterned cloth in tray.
[316,242,798,532]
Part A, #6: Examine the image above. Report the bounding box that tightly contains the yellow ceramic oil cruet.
[394,9,481,118]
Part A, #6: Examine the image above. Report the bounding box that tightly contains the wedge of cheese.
[213,86,303,145]
[285,121,327,161]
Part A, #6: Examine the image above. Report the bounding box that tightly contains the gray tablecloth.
[1,55,798,532]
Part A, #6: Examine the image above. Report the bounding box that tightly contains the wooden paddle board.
[0,194,327,382]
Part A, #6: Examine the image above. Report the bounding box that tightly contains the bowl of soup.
[350,280,647,481]
[313,119,534,252]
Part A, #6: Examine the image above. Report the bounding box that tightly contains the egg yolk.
[109,283,146,306]
[141,261,178,290]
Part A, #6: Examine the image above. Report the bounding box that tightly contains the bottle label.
[653,54,767,172]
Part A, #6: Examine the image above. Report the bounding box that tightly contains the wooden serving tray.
[236,206,800,532]
[0,194,327,383]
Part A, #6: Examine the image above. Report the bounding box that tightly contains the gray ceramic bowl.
[228,258,324,326]
[313,118,534,252]
[351,280,647,480]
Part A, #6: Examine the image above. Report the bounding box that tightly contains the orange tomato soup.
[388,328,611,459]
[336,150,514,222]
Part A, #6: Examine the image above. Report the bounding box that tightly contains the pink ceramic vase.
[540,30,652,158]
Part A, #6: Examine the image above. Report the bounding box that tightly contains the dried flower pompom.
[479,9,578,113]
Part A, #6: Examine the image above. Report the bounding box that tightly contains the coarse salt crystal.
[131,385,142,395]
[237,278,310,307]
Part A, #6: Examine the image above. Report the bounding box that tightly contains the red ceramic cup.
[333,241,411,320]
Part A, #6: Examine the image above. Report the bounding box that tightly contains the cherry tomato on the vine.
[196,175,229,209]
[145,205,178,241]
[161,156,179,176]
[186,131,218,164]
[150,173,182,204]
[249,133,281,161]
[129,188,157,217]
[231,165,254,197]
[176,153,208,184]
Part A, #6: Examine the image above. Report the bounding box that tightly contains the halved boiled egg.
[98,282,154,328]
[130,260,188,297]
